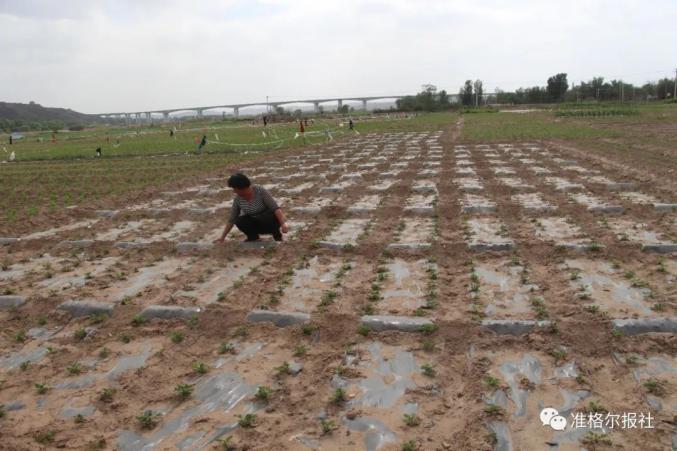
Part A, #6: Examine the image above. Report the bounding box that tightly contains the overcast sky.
[1,0,675,113]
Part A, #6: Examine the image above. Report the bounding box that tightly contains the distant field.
[0,112,456,161]
[460,110,619,142]
[0,112,459,231]
[461,103,677,180]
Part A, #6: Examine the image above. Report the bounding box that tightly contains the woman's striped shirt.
[228,185,279,224]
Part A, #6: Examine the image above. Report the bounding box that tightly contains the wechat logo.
[540,407,567,431]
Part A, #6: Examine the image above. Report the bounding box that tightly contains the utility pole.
[266,96,269,114]
[674,68,677,99]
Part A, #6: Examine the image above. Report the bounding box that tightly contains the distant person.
[8,135,12,145]
[9,150,16,162]
[95,147,102,157]
[170,129,174,138]
[214,173,288,243]
[263,115,268,127]
[349,119,354,131]
[197,135,207,153]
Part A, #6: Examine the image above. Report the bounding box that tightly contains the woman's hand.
[280,223,288,234]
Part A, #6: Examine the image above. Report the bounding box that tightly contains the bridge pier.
[313,102,320,113]
[233,107,239,119]
[196,109,204,119]
[145,112,152,123]
[135,113,142,124]
[361,99,368,111]
[162,112,169,122]
[337,99,343,110]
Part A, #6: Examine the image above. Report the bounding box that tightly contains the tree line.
[494,74,676,104]
[394,73,676,111]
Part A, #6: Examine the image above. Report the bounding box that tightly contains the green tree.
[473,80,484,106]
[546,73,568,101]
[460,80,474,106]
[438,89,450,107]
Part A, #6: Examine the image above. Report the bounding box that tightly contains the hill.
[0,101,99,123]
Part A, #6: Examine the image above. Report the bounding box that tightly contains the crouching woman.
[214,173,288,243]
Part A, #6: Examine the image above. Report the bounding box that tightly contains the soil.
[0,122,675,450]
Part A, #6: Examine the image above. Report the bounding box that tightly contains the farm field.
[0,109,676,450]
[0,113,451,231]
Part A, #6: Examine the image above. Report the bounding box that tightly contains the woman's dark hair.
[227,173,251,189]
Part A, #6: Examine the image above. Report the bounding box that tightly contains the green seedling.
[35,383,49,394]
[66,362,82,375]
[357,324,371,336]
[275,361,291,375]
[588,242,602,251]
[192,362,209,374]
[403,413,420,427]
[422,339,436,352]
[255,385,272,401]
[643,379,666,396]
[74,328,87,340]
[131,314,147,326]
[331,388,346,404]
[651,303,665,312]
[233,325,248,337]
[14,329,26,343]
[418,323,438,334]
[582,432,611,446]
[302,324,317,335]
[237,413,256,428]
[321,419,336,435]
[217,436,234,450]
[484,376,500,388]
[219,342,236,354]
[137,410,161,429]
[483,404,504,416]
[99,387,116,402]
[170,331,184,343]
[34,430,55,444]
[585,304,600,313]
[175,383,194,399]
[550,349,567,362]
[421,363,436,377]
[90,313,107,324]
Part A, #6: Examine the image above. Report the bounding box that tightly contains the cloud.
[1,0,675,113]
